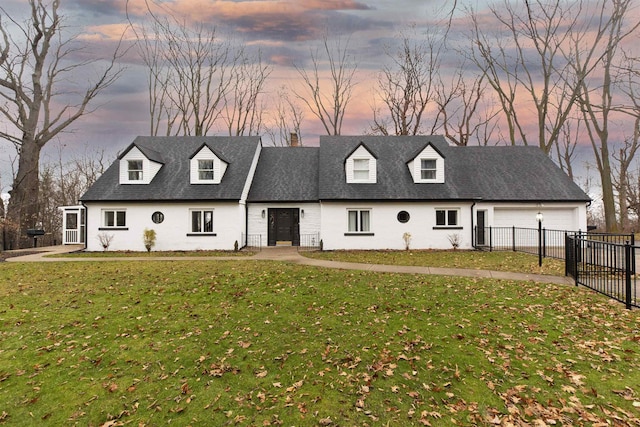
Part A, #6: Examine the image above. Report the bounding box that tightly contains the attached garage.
[493,207,579,231]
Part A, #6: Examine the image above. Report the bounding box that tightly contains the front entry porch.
[267,208,300,246]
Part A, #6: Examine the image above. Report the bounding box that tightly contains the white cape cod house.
[61,135,590,252]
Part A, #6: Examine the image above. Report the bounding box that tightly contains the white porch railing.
[65,229,79,244]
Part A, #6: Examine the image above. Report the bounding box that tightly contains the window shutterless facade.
[198,159,214,181]
[103,210,126,228]
[435,209,459,227]
[128,160,143,181]
[347,209,370,233]
[191,210,214,233]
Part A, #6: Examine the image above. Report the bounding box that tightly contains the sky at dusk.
[0,0,631,198]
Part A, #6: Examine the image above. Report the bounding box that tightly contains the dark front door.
[268,208,300,246]
[476,210,487,246]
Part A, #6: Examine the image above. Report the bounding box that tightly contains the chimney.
[290,132,299,147]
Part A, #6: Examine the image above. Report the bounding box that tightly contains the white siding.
[320,202,473,250]
[85,202,245,251]
[190,146,228,184]
[408,144,445,183]
[345,145,377,183]
[119,147,162,184]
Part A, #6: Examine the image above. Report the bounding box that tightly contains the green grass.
[0,260,638,426]
[304,249,566,276]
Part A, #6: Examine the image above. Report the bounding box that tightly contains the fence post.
[543,227,547,258]
[489,226,493,252]
[564,232,568,277]
[625,241,632,310]
[574,236,580,286]
[632,233,636,275]
[512,226,516,252]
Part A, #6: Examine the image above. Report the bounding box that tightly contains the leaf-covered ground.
[0,260,638,426]
[304,250,566,276]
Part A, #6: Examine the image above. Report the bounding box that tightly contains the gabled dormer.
[119,144,164,184]
[345,143,377,183]
[407,143,445,183]
[190,144,229,184]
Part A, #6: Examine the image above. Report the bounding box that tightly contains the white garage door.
[494,208,576,230]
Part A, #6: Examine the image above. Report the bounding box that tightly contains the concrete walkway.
[3,245,574,286]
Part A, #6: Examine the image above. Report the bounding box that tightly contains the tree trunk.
[7,139,42,248]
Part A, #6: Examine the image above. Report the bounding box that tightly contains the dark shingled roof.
[81,134,589,204]
[248,147,319,202]
[318,135,590,202]
[81,136,261,202]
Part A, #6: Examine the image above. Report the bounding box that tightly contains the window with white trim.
[420,159,437,180]
[191,210,214,233]
[435,209,459,227]
[103,210,126,228]
[198,159,214,181]
[353,159,370,180]
[128,160,143,181]
[347,209,371,233]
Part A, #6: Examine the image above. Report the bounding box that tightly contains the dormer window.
[408,143,445,184]
[198,159,215,181]
[190,145,228,184]
[128,160,143,181]
[420,159,437,180]
[119,144,163,185]
[346,143,377,183]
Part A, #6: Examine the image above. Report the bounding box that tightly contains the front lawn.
[304,250,566,276]
[0,261,638,425]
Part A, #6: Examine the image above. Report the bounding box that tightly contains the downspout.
[244,201,248,249]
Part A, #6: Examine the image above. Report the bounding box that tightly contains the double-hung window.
[191,210,214,233]
[128,160,143,181]
[435,209,459,227]
[103,210,126,228]
[421,159,437,180]
[353,159,370,180]
[347,209,371,233]
[198,160,214,181]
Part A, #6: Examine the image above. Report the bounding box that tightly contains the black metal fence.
[474,226,575,260]
[298,233,321,251]
[242,233,321,251]
[566,234,638,309]
[243,234,263,251]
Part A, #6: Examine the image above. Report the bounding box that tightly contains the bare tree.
[38,143,109,246]
[130,3,271,138]
[266,86,304,147]
[467,0,584,154]
[129,6,236,136]
[573,0,640,232]
[222,50,271,136]
[372,30,443,136]
[612,55,640,230]
[438,69,501,146]
[294,35,358,136]
[0,0,123,247]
